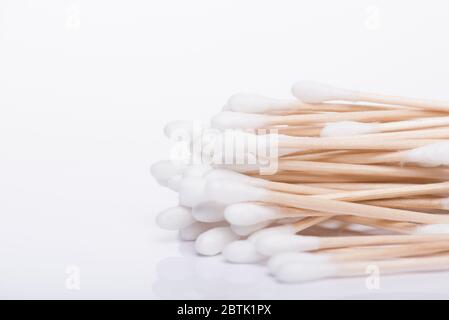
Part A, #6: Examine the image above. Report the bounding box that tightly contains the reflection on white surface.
[152,241,449,300]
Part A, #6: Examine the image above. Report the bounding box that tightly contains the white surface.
[2,0,449,299]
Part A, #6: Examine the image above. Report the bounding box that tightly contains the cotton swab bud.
[255,234,321,256]
[230,221,271,236]
[291,81,359,103]
[179,221,225,241]
[268,252,329,274]
[150,160,185,187]
[156,206,196,230]
[178,177,208,207]
[222,240,267,264]
[274,261,337,283]
[320,121,380,137]
[224,203,301,226]
[222,225,299,263]
[225,93,302,113]
[194,226,240,256]
[192,202,226,222]
[212,111,271,129]
[405,141,449,167]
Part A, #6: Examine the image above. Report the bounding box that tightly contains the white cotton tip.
[194,226,240,256]
[182,164,213,178]
[247,224,298,243]
[225,93,301,114]
[205,179,269,205]
[405,142,449,167]
[179,221,224,241]
[320,121,380,137]
[150,160,185,186]
[255,234,321,256]
[268,252,331,274]
[178,177,208,207]
[156,206,195,230]
[211,111,270,129]
[414,224,449,234]
[230,221,271,236]
[275,261,337,283]
[192,202,226,223]
[224,203,288,226]
[291,81,359,103]
[222,240,267,263]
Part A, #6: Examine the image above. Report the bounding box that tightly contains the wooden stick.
[356,126,449,140]
[266,189,449,224]
[374,116,449,133]
[364,197,448,211]
[335,216,418,234]
[304,182,416,190]
[269,110,443,126]
[314,241,449,262]
[280,116,449,137]
[278,160,449,180]
[279,136,441,150]
[314,181,449,202]
[351,90,449,113]
[313,233,449,250]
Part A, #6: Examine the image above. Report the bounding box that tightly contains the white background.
[2,0,449,299]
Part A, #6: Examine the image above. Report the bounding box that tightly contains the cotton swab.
[222,217,328,263]
[223,202,430,234]
[191,202,226,223]
[275,254,449,283]
[230,221,272,236]
[156,206,196,230]
[277,159,449,180]
[256,232,449,256]
[194,226,240,256]
[206,179,449,224]
[321,116,449,137]
[211,110,442,129]
[268,241,449,273]
[150,160,185,189]
[238,131,441,151]
[224,93,409,114]
[292,81,449,112]
[178,221,225,241]
[322,141,449,167]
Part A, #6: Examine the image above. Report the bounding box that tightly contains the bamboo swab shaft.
[267,189,449,224]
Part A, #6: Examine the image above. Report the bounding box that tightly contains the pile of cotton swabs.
[152,81,449,283]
